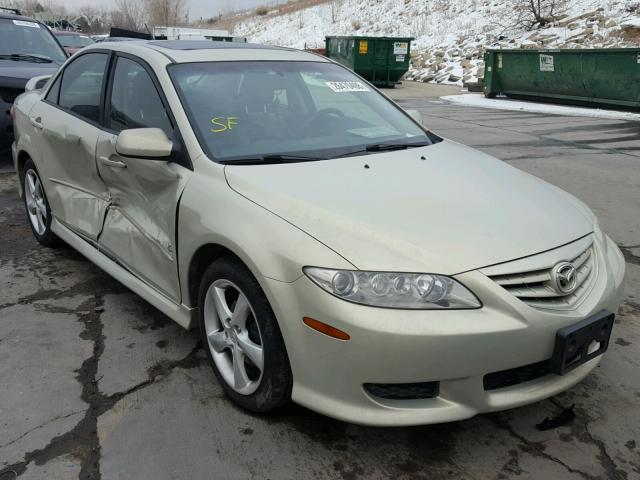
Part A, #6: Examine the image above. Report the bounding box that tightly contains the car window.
[59,53,108,123]
[56,34,94,48]
[0,18,67,62]
[169,61,429,162]
[109,57,172,135]
[45,74,62,103]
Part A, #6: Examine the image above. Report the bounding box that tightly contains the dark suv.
[1,8,67,154]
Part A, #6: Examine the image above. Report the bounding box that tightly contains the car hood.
[224,140,594,274]
[0,59,62,89]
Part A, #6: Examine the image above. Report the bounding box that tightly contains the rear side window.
[59,53,108,123]
[45,75,61,104]
[109,56,172,135]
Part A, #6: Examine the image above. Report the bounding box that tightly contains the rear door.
[95,54,191,302]
[29,52,110,239]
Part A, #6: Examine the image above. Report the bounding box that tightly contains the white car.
[12,41,625,426]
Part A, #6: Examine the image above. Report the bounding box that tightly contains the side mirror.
[116,128,173,158]
[25,74,53,92]
[405,109,423,125]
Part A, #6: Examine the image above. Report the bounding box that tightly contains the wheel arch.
[187,243,247,309]
[16,149,32,182]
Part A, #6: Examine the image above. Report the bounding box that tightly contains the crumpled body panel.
[99,206,178,297]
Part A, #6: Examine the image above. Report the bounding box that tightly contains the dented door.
[30,52,111,239]
[95,133,189,302]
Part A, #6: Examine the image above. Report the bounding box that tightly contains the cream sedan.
[12,41,625,426]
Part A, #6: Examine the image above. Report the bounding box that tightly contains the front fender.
[177,163,355,308]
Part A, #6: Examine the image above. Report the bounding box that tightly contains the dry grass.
[620,25,640,41]
[206,0,334,32]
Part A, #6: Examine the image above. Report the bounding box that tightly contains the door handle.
[98,156,127,169]
[30,116,43,129]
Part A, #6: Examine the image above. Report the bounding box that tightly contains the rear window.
[56,34,94,48]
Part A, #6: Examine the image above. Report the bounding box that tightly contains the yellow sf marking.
[211,117,239,133]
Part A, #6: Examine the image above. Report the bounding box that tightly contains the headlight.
[303,267,481,309]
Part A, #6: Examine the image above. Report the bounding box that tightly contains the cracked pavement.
[1,83,639,480]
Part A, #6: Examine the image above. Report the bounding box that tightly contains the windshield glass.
[169,61,431,162]
[0,19,67,62]
[56,34,94,48]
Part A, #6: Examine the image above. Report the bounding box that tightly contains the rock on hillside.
[232,0,640,87]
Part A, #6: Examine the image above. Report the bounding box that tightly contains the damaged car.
[12,41,625,426]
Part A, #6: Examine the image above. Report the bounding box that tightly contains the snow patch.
[441,94,640,120]
[232,0,640,87]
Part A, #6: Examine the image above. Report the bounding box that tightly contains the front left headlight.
[303,267,481,309]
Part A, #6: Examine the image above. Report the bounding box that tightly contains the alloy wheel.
[24,169,47,236]
[203,279,264,395]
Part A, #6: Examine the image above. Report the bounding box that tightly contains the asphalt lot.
[1,82,639,480]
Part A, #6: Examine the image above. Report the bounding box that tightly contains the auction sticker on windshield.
[13,20,40,28]
[326,81,370,93]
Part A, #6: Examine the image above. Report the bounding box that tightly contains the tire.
[198,256,292,412]
[21,158,60,247]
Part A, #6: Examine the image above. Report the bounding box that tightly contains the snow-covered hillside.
[232,0,640,86]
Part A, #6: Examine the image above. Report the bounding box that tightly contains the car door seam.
[48,177,110,202]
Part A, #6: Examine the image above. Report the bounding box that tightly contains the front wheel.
[198,257,292,412]
[22,159,59,247]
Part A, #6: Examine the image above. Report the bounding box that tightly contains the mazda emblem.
[551,262,578,295]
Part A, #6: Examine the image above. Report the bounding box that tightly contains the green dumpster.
[325,36,413,87]
[484,48,640,109]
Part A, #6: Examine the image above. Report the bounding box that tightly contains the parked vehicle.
[153,26,246,42]
[53,30,94,55]
[0,10,66,153]
[90,34,108,42]
[11,41,625,426]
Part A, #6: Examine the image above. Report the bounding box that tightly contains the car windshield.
[56,34,94,48]
[0,18,67,62]
[169,61,432,162]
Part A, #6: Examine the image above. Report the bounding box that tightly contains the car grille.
[363,381,439,400]
[486,241,596,310]
[483,360,552,391]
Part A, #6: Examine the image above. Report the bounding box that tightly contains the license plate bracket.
[550,310,614,375]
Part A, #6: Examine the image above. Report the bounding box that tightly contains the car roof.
[0,11,43,22]
[84,40,329,64]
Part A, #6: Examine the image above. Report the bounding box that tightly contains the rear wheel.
[22,159,59,247]
[198,257,292,412]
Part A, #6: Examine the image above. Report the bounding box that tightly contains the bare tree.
[504,0,570,30]
[113,0,147,31]
[330,1,339,23]
[145,0,186,28]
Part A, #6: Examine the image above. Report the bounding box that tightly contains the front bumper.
[263,235,625,426]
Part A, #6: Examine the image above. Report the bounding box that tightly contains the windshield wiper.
[331,141,431,159]
[0,53,53,63]
[219,153,327,165]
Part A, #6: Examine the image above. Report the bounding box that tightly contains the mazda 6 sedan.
[12,40,625,426]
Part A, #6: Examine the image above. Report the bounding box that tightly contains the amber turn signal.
[303,317,350,340]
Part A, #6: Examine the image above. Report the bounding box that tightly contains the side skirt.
[52,218,196,329]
